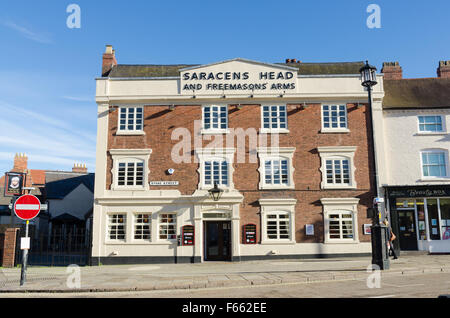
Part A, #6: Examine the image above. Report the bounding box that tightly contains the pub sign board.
[4,172,26,197]
[182,225,195,246]
[243,224,257,244]
[180,59,298,95]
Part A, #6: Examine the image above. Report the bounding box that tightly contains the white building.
[374,61,450,253]
[92,45,384,265]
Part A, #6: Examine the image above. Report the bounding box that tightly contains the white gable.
[180,58,298,96]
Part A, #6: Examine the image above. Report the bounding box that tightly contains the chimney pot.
[72,163,88,174]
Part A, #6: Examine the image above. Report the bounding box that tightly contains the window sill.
[324,239,359,244]
[419,178,450,182]
[105,241,127,245]
[321,184,357,190]
[111,186,148,191]
[201,129,230,135]
[115,130,145,136]
[259,184,295,190]
[320,128,350,134]
[260,240,296,245]
[415,132,447,136]
[105,241,175,245]
[156,240,177,244]
[259,128,290,134]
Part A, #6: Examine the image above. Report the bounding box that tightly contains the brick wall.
[1,228,19,268]
[106,103,375,244]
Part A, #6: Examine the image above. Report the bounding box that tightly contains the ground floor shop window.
[395,197,450,242]
[440,199,450,240]
[417,199,426,240]
[427,199,441,240]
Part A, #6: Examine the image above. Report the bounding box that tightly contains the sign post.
[13,194,41,286]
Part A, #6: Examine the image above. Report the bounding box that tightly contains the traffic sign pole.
[13,194,41,287]
[20,220,29,286]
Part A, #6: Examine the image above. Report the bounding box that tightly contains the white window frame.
[420,149,449,180]
[201,104,229,134]
[321,198,360,244]
[318,146,357,189]
[321,104,349,133]
[195,148,235,190]
[259,198,297,245]
[109,149,152,191]
[417,115,445,133]
[257,147,296,190]
[260,104,289,133]
[158,213,177,241]
[266,212,291,240]
[116,106,145,135]
[133,213,151,241]
[106,213,127,242]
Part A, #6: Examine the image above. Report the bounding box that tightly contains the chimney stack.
[285,58,301,64]
[437,61,450,78]
[102,45,117,77]
[72,163,88,174]
[381,62,403,80]
[13,153,28,172]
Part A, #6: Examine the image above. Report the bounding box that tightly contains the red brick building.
[92,46,384,264]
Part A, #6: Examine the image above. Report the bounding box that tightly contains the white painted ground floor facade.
[91,190,371,264]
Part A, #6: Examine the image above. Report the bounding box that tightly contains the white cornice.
[259,198,297,206]
[317,146,357,153]
[320,198,360,205]
[257,147,296,154]
[109,149,152,156]
[195,148,236,156]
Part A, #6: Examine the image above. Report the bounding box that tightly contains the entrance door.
[397,209,418,250]
[204,221,231,261]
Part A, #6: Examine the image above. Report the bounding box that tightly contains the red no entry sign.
[14,195,41,221]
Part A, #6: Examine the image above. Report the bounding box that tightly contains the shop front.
[386,186,450,253]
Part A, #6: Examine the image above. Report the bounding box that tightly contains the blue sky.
[0,0,449,174]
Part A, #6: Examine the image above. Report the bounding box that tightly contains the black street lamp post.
[360,61,390,270]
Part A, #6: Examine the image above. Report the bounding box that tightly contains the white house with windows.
[374,77,450,253]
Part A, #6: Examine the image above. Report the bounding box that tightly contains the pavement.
[0,252,449,294]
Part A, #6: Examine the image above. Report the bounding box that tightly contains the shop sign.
[180,60,298,95]
[387,187,450,198]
